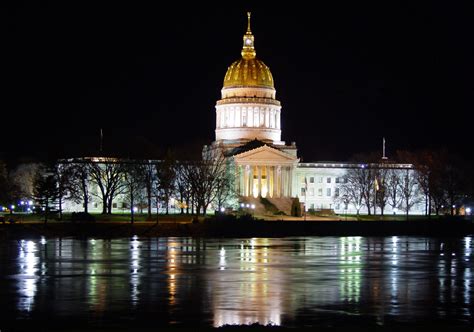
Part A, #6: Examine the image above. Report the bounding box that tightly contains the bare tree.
[54,162,76,220]
[338,175,363,215]
[88,158,126,214]
[68,161,92,213]
[0,161,23,211]
[375,167,389,216]
[156,151,176,215]
[184,152,228,217]
[399,168,420,219]
[344,166,375,215]
[386,169,402,213]
[123,161,146,224]
[175,162,191,214]
[142,161,156,218]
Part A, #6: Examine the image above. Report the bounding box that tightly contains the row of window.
[309,203,347,210]
[301,187,340,197]
[304,176,348,184]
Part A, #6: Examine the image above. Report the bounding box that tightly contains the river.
[0,236,472,329]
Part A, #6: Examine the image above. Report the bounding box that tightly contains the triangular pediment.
[233,145,298,165]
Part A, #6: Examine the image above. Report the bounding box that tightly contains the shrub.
[291,197,302,217]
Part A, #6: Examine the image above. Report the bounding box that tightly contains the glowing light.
[240,203,245,208]
[28,201,33,206]
[220,207,225,212]
[133,207,138,213]
[466,207,471,215]
[10,205,15,210]
[251,204,255,209]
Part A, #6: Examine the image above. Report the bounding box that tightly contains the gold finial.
[242,12,256,59]
[247,12,251,33]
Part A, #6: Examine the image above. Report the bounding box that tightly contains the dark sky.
[2,2,473,162]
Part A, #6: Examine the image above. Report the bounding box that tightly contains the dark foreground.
[0,218,473,240]
[0,236,472,331]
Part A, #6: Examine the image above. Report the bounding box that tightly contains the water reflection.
[17,240,39,311]
[2,236,472,328]
[212,238,282,327]
[339,237,362,303]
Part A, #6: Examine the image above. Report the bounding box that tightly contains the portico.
[233,145,299,198]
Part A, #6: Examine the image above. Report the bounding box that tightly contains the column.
[265,166,270,198]
[288,167,293,197]
[235,108,240,127]
[274,166,278,198]
[239,165,244,196]
[257,166,262,197]
[268,166,273,198]
[249,165,254,197]
[275,166,281,197]
[280,167,285,197]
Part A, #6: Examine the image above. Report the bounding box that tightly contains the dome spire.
[247,11,252,33]
[241,12,256,59]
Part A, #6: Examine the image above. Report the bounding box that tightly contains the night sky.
[2,2,473,162]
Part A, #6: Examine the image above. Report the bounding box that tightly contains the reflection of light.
[167,240,178,307]
[41,237,47,245]
[214,238,281,327]
[18,240,39,312]
[219,247,226,270]
[130,236,140,305]
[339,237,362,302]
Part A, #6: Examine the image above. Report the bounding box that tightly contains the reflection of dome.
[223,58,274,88]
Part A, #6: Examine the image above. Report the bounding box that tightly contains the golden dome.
[223,12,274,89]
[223,58,274,88]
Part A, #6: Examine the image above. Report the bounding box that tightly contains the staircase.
[239,196,293,216]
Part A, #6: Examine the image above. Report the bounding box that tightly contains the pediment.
[233,145,298,165]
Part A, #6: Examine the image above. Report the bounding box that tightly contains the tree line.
[336,149,474,218]
[0,151,236,223]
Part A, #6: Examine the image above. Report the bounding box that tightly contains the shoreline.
[1,219,473,239]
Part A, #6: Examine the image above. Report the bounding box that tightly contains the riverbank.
[1,218,473,239]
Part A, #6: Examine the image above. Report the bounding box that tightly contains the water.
[0,236,473,329]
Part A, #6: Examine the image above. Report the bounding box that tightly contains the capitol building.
[205,13,424,215]
[59,13,424,216]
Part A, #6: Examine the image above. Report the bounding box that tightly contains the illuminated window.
[319,177,323,183]
[309,188,314,196]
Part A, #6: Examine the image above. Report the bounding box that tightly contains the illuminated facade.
[207,13,424,215]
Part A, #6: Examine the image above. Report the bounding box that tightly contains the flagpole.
[304,176,307,221]
[100,128,103,153]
